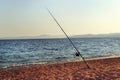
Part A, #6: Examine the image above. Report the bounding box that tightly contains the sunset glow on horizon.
[0,0,120,38]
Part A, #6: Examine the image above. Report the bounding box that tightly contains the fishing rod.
[46,8,90,69]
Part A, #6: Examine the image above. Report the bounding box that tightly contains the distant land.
[71,33,120,38]
[0,33,120,39]
[0,35,65,40]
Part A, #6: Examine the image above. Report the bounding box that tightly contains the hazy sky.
[0,0,120,37]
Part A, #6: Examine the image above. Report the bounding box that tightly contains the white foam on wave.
[1,54,120,69]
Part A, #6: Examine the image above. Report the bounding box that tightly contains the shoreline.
[1,55,120,69]
[0,56,120,79]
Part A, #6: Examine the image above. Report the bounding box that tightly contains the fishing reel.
[75,52,80,56]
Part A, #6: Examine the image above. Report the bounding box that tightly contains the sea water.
[0,38,120,68]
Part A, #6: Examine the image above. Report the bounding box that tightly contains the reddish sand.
[0,57,120,80]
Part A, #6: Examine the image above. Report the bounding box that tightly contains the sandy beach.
[0,57,120,80]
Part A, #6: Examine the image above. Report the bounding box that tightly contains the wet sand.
[0,57,120,80]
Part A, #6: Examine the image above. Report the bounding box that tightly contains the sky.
[0,0,120,38]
